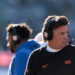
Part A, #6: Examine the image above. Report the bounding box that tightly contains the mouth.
[63,40,68,44]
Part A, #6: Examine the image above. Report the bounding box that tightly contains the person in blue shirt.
[6,23,40,75]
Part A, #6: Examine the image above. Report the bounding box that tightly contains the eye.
[60,31,68,35]
[60,32,65,35]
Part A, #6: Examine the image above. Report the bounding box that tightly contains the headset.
[12,24,21,44]
[43,17,56,40]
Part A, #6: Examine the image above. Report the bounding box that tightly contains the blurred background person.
[34,32,42,43]
[34,32,47,47]
[6,23,40,75]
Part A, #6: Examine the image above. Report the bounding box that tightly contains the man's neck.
[48,41,61,50]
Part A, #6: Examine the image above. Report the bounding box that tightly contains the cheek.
[54,36,63,43]
[54,36,61,40]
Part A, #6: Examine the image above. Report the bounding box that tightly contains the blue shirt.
[8,40,40,75]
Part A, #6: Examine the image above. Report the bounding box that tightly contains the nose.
[64,33,68,40]
[6,36,9,41]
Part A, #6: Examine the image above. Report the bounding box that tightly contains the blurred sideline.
[0,51,13,75]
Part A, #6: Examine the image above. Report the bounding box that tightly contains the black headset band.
[45,17,56,32]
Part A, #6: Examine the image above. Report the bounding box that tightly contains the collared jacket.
[8,40,40,75]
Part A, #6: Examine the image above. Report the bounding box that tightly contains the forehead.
[53,25,68,33]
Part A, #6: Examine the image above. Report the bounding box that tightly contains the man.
[6,23,40,75]
[25,15,75,75]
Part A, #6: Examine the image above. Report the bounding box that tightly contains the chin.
[60,43,66,48]
[9,48,14,53]
[62,44,67,48]
[8,46,14,53]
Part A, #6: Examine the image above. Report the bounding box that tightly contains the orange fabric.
[42,64,48,68]
[64,60,72,64]
[26,69,29,73]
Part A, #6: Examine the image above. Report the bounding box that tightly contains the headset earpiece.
[12,25,21,44]
[43,17,56,40]
[12,35,18,41]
